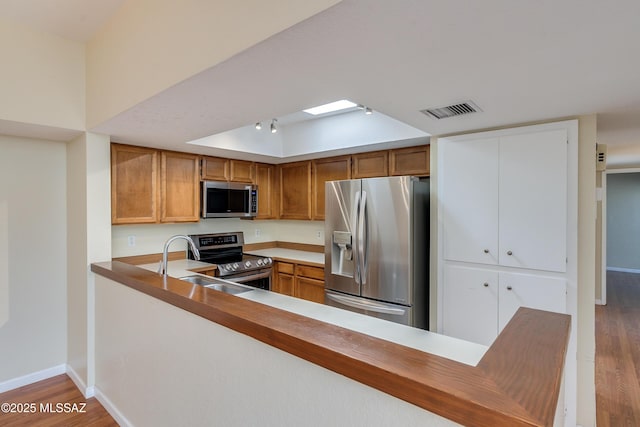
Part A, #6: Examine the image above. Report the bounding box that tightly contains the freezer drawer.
[325,290,412,326]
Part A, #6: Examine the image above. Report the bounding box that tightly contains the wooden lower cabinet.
[272,261,325,303]
[273,262,295,296]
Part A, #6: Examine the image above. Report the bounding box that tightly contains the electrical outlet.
[316,230,322,240]
[127,235,136,247]
[255,229,261,237]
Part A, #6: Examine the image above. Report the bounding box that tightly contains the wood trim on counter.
[91,261,570,427]
[243,241,324,253]
[112,251,185,265]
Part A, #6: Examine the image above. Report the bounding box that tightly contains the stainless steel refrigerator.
[324,176,429,329]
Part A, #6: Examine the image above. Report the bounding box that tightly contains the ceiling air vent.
[420,101,481,120]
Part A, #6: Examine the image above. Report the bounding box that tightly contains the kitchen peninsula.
[91,261,570,427]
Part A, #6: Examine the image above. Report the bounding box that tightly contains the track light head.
[365,107,373,115]
[255,122,262,130]
[270,119,277,133]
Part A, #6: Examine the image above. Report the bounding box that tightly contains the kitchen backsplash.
[111,219,325,258]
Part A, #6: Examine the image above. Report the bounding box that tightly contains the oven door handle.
[224,270,272,283]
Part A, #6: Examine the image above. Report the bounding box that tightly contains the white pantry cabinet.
[438,121,576,348]
[443,264,566,346]
[441,129,568,273]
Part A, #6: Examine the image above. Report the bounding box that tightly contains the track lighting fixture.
[255,122,262,130]
[357,104,373,115]
[270,119,277,133]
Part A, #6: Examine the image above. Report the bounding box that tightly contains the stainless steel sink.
[179,275,252,295]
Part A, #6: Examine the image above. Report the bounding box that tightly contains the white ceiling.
[5,0,640,164]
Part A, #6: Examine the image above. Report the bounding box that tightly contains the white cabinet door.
[498,271,566,331]
[443,264,498,346]
[441,137,500,265]
[498,129,568,272]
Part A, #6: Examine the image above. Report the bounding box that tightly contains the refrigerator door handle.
[353,190,361,285]
[326,292,406,316]
[358,190,367,285]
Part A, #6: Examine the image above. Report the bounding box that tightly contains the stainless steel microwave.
[201,181,257,218]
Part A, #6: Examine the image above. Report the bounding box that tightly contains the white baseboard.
[595,299,604,305]
[65,364,95,398]
[0,364,66,394]
[607,266,640,274]
[95,386,132,427]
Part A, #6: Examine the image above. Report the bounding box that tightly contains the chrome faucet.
[158,235,200,277]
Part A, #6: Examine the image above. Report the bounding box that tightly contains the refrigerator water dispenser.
[332,231,353,277]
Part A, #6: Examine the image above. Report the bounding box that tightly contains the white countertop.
[245,248,324,265]
[138,259,487,367]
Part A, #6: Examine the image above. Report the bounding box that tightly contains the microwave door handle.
[325,292,406,316]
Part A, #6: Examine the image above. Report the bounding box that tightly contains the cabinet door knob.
[506,286,513,290]
[483,282,489,287]
[507,250,513,256]
[483,249,489,254]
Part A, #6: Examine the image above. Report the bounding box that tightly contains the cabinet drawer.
[277,262,295,275]
[296,264,324,280]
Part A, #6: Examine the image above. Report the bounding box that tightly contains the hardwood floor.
[0,374,117,426]
[596,271,640,426]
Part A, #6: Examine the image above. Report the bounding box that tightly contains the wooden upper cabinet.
[201,156,228,181]
[389,145,430,176]
[312,156,351,220]
[111,144,158,224]
[279,161,312,220]
[352,151,389,178]
[160,151,200,223]
[254,163,277,219]
[229,160,254,183]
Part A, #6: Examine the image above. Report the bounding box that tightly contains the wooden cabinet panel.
[389,145,430,176]
[276,262,295,275]
[160,151,200,222]
[229,160,254,183]
[254,163,277,219]
[279,161,312,220]
[201,156,228,181]
[295,277,325,303]
[312,156,351,220]
[296,264,324,281]
[111,144,158,224]
[352,151,388,178]
[273,261,295,296]
[274,272,295,296]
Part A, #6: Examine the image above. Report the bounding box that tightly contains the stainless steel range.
[187,231,272,290]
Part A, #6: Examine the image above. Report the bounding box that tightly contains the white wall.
[86,0,340,128]
[605,172,640,270]
[67,132,112,396]
[0,18,84,131]
[95,275,458,427]
[0,135,67,383]
[112,219,325,258]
